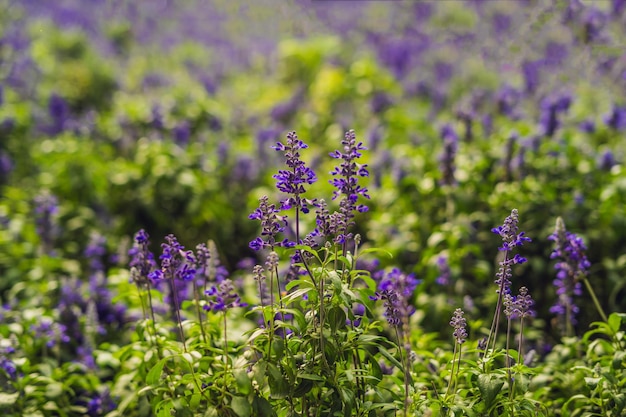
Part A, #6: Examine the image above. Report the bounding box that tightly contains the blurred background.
[1,0,625,338]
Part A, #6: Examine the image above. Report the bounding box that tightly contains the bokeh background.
[1,0,625,340]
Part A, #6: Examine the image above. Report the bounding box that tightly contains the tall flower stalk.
[128,229,161,356]
[485,209,531,354]
[548,217,610,339]
[446,308,467,400]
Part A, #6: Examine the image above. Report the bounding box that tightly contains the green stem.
[582,277,608,323]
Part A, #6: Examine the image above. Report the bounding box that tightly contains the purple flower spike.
[328,130,370,244]
[492,209,531,296]
[204,279,247,312]
[548,217,590,328]
[272,131,317,214]
[450,308,468,344]
[248,196,289,251]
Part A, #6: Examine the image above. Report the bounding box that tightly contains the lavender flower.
[84,233,107,273]
[548,218,589,327]
[329,130,370,244]
[0,345,17,380]
[31,318,70,348]
[151,234,196,282]
[371,268,419,327]
[450,308,468,344]
[439,124,458,186]
[604,105,626,130]
[435,255,451,286]
[128,229,158,286]
[204,279,247,312]
[33,192,59,255]
[249,195,292,251]
[272,131,317,213]
[491,209,531,253]
[48,93,70,135]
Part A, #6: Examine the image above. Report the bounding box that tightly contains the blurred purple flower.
[371,268,419,327]
[548,218,589,327]
[204,279,247,312]
[492,12,512,35]
[435,255,451,286]
[450,308,468,344]
[522,61,541,95]
[597,150,616,171]
[439,124,458,186]
[604,105,626,130]
[129,229,158,285]
[33,192,59,255]
[172,121,191,144]
[579,119,596,133]
[48,93,70,135]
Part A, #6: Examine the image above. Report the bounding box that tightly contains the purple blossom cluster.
[204,279,247,312]
[371,268,420,327]
[31,318,70,348]
[33,192,60,255]
[491,209,531,295]
[548,218,590,325]
[504,287,536,320]
[129,229,158,286]
[449,308,468,344]
[0,344,17,380]
[249,196,292,251]
[438,124,458,186]
[272,131,317,213]
[328,130,370,244]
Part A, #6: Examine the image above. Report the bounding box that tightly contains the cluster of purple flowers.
[0,344,17,380]
[504,287,536,320]
[248,196,291,251]
[250,129,370,249]
[371,268,420,328]
[33,192,60,255]
[449,308,468,345]
[438,124,458,186]
[129,229,159,286]
[272,131,317,213]
[491,209,531,295]
[329,129,370,214]
[204,279,247,312]
[31,318,70,349]
[548,218,589,325]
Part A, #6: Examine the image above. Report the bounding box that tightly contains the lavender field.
[1,1,625,416]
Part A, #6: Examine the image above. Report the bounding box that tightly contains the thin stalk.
[193,281,208,345]
[506,317,513,400]
[582,277,608,323]
[394,326,409,417]
[146,285,162,359]
[485,253,510,358]
[169,278,187,352]
[444,342,458,400]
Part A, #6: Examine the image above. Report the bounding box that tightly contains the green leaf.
[477,373,504,411]
[267,363,289,399]
[231,396,251,417]
[328,306,347,333]
[252,395,276,417]
[235,369,252,395]
[608,312,623,333]
[297,373,325,381]
[147,357,169,386]
[0,392,19,406]
[292,379,314,397]
[377,346,404,372]
[155,399,174,417]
